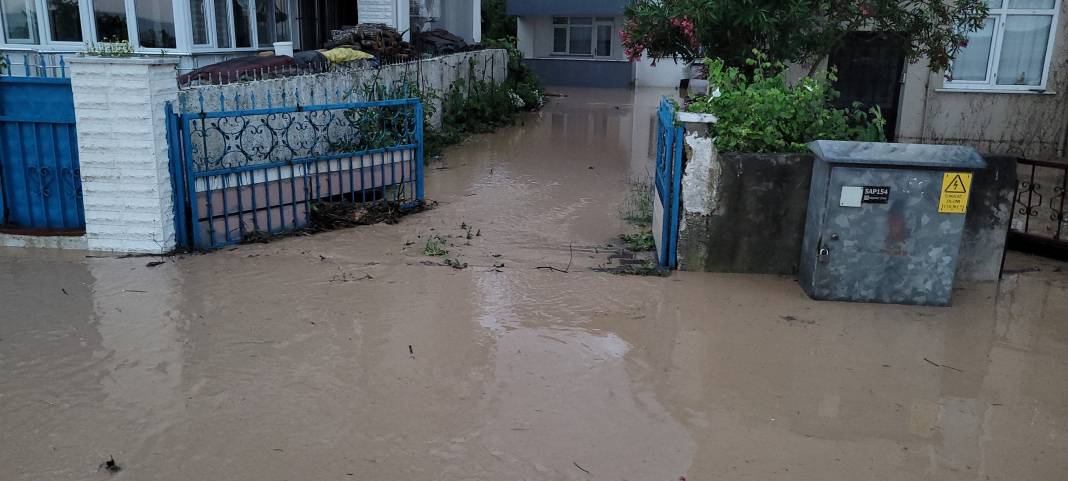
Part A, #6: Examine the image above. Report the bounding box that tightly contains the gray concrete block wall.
[956,156,1017,282]
[677,136,1015,282]
[676,143,814,274]
[176,50,510,129]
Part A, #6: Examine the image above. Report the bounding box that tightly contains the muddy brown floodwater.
[2,88,1068,481]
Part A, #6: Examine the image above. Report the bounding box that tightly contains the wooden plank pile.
[326,23,416,60]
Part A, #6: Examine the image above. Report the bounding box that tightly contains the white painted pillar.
[68,57,180,254]
[471,0,482,43]
[516,17,534,59]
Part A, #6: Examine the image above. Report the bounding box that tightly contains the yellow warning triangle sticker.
[944,174,967,194]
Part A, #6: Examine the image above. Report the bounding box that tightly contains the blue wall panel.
[524,59,633,87]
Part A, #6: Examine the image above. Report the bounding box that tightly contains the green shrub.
[484,37,545,111]
[685,51,886,153]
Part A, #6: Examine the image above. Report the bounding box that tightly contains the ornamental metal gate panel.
[1008,158,1068,261]
[653,97,684,268]
[0,55,84,234]
[167,93,425,249]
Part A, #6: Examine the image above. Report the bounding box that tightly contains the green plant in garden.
[484,37,545,110]
[621,0,989,73]
[344,43,546,159]
[621,231,656,252]
[83,40,135,57]
[481,0,516,42]
[424,235,448,256]
[620,180,653,227]
[686,51,886,153]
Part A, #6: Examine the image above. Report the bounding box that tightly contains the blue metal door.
[0,57,84,234]
[653,97,684,268]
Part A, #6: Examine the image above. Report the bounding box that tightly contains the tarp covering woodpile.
[414,29,484,56]
[326,23,415,61]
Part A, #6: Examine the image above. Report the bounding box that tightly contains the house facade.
[897,0,1066,160]
[507,0,685,88]
[509,0,1065,160]
[0,0,480,70]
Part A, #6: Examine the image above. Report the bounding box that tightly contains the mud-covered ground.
[2,89,1067,481]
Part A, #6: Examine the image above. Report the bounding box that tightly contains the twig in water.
[573,462,590,475]
[535,242,574,273]
[923,357,963,372]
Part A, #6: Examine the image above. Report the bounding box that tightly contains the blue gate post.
[165,101,190,248]
[653,96,685,269]
[415,101,425,201]
[667,120,684,269]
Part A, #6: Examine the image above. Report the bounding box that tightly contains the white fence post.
[68,57,180,253]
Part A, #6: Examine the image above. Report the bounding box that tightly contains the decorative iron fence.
[653,97,684,268]
[1008,158,1068,260]
[167,90,424,249]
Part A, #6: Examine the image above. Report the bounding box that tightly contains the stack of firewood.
[326,23,416,60]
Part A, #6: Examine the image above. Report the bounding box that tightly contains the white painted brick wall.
[69,57,180,254]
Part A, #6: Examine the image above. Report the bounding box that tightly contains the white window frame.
[551,16,614,58]
[0,0,41,44]
[945,0,1060,92]
[0,0,292,53]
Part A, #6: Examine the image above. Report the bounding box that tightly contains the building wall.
[437,0,482,43]
[524,15,625,61]
[517,14,632,87]
[506,0,629,16]
[635,53,687,88]
[359,0,412,40]
[896,5,1068,161]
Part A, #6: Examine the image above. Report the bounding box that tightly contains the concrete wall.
[69,57,180,253]
[675,133,1016,282]
[635,54,687,88]
[177,49,509,128]
[956,156,1017,282]
[896,5,1068,161]
[676,137,814,274]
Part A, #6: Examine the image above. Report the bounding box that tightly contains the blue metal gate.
[167,91,425,249]
[0,55,84,234]
[653,97,684,268]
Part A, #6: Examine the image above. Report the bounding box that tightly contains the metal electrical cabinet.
[799,141,986,306]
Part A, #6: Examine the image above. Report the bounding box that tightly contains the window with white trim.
[946,0,1060,91]
[0,0,290,50]
[2,0,39,43]
[552,16,613,57]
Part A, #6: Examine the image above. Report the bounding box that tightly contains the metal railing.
[167,91,425,249]
[175,54,417,89]
[1008,158,1068,260]
[0,53,72,78]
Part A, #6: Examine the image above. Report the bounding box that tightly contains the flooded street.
[3,88,1068,481]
